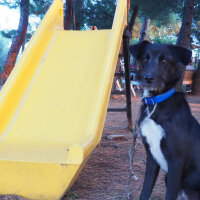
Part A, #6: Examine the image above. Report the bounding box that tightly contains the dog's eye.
[161,59,167,64]
[143,56,149,64]
[159,56,167,64]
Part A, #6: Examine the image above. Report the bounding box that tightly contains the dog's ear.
[130,40,150,60]
[167,45,192,66]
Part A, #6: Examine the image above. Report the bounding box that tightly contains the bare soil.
[68,93,200,200]
[0,93,199,200]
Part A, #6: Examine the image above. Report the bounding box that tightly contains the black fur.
[130,41,200,200]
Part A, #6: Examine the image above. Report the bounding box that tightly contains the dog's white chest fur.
[141,117,168,172]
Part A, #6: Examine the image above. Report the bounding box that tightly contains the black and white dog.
[130,41,200,200]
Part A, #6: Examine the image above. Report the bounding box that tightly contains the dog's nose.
[144,74,154,82]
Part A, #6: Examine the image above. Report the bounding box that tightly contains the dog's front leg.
[140,147,160,200]
[165,160,183,200]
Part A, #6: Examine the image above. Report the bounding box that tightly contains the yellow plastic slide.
[0,0,127,199]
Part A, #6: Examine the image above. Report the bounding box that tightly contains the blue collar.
[142,88,175,106]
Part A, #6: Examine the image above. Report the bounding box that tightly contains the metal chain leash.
[125,99,157,199]
[125,98,142,199]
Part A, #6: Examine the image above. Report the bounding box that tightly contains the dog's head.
[130,41,192,96]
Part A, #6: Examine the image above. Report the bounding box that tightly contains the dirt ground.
[0,93,199,200]
[68,93,200,200]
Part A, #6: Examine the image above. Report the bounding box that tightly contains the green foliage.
[0,0,53,18]
[0,0,20,9]
[0,0,199,45]
[192,0,200,42]
[30,0,53,18]
[151,35,177,44]
[1,28,33,45]
[74,0,117,29]
[129,0,199,45]
[130,38,139,45]
[130,0,183,26]
[0,30,17,39]
[0,0,53,45]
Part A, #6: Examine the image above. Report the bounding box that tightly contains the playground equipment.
[0,0,128,199]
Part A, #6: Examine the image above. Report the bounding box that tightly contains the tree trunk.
[175,0,195,92]
[192,62,200,95]
[72,0,76,30]
[127,0,130,14]
[64,0,71,30]
[128,5,139,33]
[176,0,195,48]
[111,4,138,94]
[133,17,150,66]
[139,17,150,42]
[0,0,29,85]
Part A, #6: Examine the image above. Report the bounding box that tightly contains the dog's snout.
[144,74,154,82]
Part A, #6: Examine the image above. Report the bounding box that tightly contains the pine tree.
[177,0,195,48]
[0,0,53,84]
[0,0,29,84]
